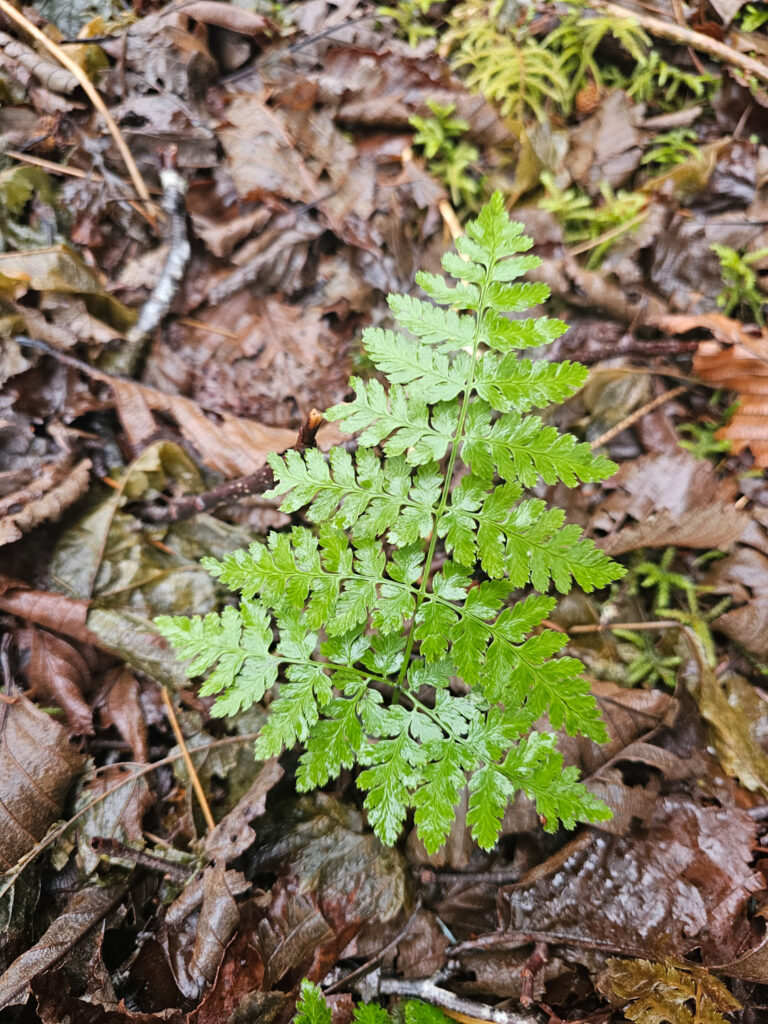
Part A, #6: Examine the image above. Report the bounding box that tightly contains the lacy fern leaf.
[156,193,625,854]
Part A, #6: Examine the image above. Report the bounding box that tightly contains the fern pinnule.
[156,192,624,853]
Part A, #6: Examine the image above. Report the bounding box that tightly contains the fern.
[157,194,625,853]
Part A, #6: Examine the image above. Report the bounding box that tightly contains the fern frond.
[157,191,625,854]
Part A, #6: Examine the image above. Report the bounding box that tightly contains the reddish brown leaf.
[0,690,85,871]
[0,576,100,647]
[96,666,149,762]
[19,628,93,736]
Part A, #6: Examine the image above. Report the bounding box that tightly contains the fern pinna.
[157,194,624,853]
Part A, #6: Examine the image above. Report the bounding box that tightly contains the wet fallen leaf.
[95,666,149,763]
[17,627,93,736]
[0,689,85,871]
[498,792,762,963]
[0,882,126,1010]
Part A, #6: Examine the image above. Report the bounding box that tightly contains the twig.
[564,619,682,633]
[588,384,687,449]
[520,942,548,1008]
[90,836,190,881]
[419,867,523,885]
[325,899,424,994]
[127,148,190,344]
[366,973,539,1024]
[0,0,152,209]
[139,408,326,523]
[591,0,768,84]
[161,686,215,832]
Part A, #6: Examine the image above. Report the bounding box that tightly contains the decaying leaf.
[602,956,741,1024]
[0,457,91,547]
[17,627,93,735]
[498,792,763,962]
[0,882,126,1010]
[594,451,748,554]
[0,689,85,871]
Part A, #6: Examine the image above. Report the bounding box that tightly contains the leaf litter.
[1,0,768,1020]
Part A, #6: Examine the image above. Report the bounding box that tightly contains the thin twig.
[419,867,523,884]
[591,0,768,84]
[589,384,687,449]
[369,974,539,1024]
[161,686,215,832]
[565,619,681,634]
[90,836,190,881]
[126,149,190,344]
[0,0,153,209]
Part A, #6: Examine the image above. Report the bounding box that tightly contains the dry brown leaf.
[108,377,296,476]
[594,451,748,552]
[0,689,85,871]
[0,458,91,548]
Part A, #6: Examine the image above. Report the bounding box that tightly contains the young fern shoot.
[157,194,624,853]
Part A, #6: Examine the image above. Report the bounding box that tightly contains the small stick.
[90,836,190,881]
[371,975,538,1024]
[419,867,523,885]
[139,409,325,523]
[0,0,153,210]
[161,686,215,832]
[520,942,548,1008]
[589,384,687,449]
[591,0,768,85]
[127,148,190,344]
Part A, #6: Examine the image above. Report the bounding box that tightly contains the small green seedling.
[711,242,768,325]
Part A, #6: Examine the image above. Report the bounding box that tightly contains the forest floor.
[2,0,768,1021]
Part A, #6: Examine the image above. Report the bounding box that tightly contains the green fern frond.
[157,192,624,854]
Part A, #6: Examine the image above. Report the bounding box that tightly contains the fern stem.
[394,278,490,692]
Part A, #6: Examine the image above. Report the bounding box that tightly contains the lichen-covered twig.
[357,971,540,1024]
[127,151,191,344]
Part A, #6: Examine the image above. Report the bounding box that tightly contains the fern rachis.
[157,193,625,853]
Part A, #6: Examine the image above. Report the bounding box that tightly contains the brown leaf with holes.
[0,458,91,547]
[0,690,85,871]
